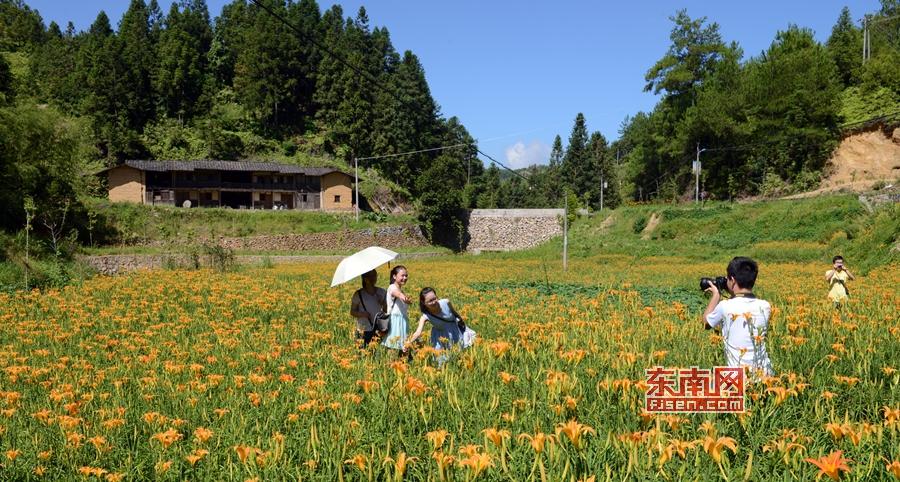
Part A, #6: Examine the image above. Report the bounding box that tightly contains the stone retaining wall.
[82,252,442,276]
[217,225,427,251]
[466,209,564,252]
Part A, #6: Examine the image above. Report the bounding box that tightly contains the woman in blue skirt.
[381,265,412,357]
[407,287,472,366]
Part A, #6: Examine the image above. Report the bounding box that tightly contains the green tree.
[644,9,727,111]
[827,6,863,87]
[155,0,213,120]
[78,11,138,160]
[416,153,466,250]
[474,164,501,208]
[0,0,44,51]
[0,53,13,105]
[0,104,99,238]
[561,113,591,201]
[27,22,81,110]
[234,0,315,134]
[742,26,841,186]
[588,131,620,209]
[118,0,156,133]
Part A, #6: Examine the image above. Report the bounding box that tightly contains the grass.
[87,198,417,245]
[82,245,450,257]
[494,195,896,273]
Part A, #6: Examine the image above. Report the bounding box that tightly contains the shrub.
[632,216,648,234]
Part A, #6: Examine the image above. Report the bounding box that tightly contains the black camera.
[700,276,728,292]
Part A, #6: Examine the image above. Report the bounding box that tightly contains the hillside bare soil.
[786,129,900,199]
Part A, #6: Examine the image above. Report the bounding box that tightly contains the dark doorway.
[221,191,252,209]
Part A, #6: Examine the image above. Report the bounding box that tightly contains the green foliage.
[141,118,209,159]
[828,203,899,273]
[759,172,789,197]
[203,243,236,272]
[0,0,43,51]
[839,85,900,124]
[827,7,863,86]
[154,0,212,119]
[561,113,591,203]
[415,154,466,250]
[621,16,844,202]
[632,215,648,234]
[0,104,100,240]
[0,53,14,104]
[515,195,876,268]
[86,198,412,246]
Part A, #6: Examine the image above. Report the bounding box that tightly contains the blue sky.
[27,1,878,168]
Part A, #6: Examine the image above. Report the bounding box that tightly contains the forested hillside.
[480,4,900,208]
[1,0,484,244]
[1,0,898,277]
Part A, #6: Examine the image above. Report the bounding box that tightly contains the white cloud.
[504,140,551,169]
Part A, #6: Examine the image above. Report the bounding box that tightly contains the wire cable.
[248,0,408,108]
[356,143,470,161]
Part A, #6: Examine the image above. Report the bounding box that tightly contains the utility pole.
[563,191,568,272]
[863,15,868,62]
[600,174,605,211]
[354,157,359,222]
[694,144,706,203]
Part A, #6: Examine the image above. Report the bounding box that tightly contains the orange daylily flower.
[458,452,493,477]
[344,454,367,471]
[426,429,449,451]
[805,450,852,480]
[517,432,556,454]
[482,428,510,448]
[702,436,737,464]
[886,460,900,479]
[555,420,595,450]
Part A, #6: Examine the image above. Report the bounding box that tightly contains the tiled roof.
[118,160,347,176]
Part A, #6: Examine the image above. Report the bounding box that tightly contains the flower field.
[0,255,898,480]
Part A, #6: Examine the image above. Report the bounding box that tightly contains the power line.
[356,143,470,161]
[475,148,531,182]
[247,0,408,108]
[249,0,533,185]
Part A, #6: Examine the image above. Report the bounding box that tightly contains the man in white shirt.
[702,257,774,377]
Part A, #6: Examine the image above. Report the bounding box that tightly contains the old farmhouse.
[105,160,353,211]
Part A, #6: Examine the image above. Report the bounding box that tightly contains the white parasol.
[330,246,399,287]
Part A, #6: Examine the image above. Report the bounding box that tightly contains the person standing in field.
[349,270,387,349]
[702,257,774,378]
[825,255,854,308]
[407,287,472,366]
[382,265,413,358]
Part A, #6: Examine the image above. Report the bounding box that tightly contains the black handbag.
[428,306,466,332]
[357,289,390,333]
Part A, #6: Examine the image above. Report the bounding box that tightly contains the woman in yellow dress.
[825,255,855,308]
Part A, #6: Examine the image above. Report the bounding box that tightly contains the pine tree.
[234,0,313,133]
[827,7,862,87]
[0,54,13,105]
[743,26,841,184]
[416,153,467,249]
[118,0,156,132]
[78,12,134,160]
[561,113,590,202]
[549,135,563,168]
[474,164,501,208]
[0,0,44,51]
[209,0,247,89]
[155,0,212,120]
